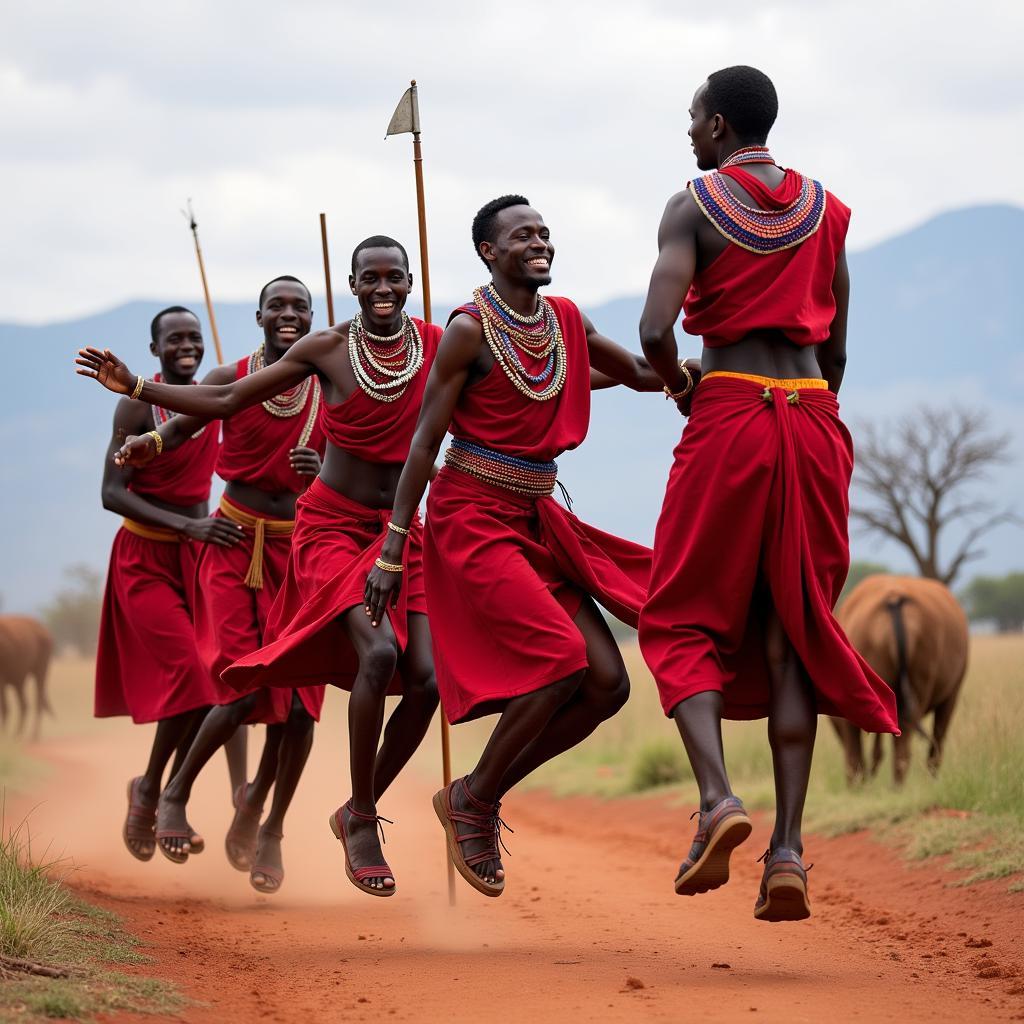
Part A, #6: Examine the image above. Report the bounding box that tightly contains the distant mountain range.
[1,204,1021,612]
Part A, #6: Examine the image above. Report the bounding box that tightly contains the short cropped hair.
[258,275,311,309]
[150,305,198,343]
[350,235,410,275]
[704,66,779,144]
[471,195,530,267]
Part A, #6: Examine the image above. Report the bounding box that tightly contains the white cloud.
[2,0,1022,322]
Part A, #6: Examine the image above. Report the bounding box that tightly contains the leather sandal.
[225,783,262,872]
[432,777,512,898]
[123,777,157,862]
[250,828,285,894]
[674,795,752,896]
[754,847,812,922]
[155,825,192,865]
[329,802,396,898]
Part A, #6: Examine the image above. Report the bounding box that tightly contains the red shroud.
[638,376,899,733]
[682,170,851,348]
[192,495,325,724]
[223,478,427,694]
[426,296,651,724]
[217,355,326,493]
[130,418,220,505]
[321,318,442,462]
[95,429,220,723]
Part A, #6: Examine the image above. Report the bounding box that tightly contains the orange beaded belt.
[218,496,294,590]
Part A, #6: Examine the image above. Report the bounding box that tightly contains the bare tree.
[852,406,1017,585]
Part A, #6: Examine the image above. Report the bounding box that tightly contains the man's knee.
[225,691,259,725]
[360,638,399,692]
[286,698,315,737]
[583,664,630,719]
[405,668,439,708]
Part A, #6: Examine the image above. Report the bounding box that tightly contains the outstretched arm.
[76,330,330,418]
[583,313,700,394]
[639,191,702,408]
[816,247,849,394]
[363,315,481,626]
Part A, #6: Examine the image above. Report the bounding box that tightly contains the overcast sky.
[3,0,1022,324]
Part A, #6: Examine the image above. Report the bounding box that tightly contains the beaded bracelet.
[664,363,694,401]
[130,375,145,400]
[387,521,410,536]
[374,557,404,573]
[145,430,164,456]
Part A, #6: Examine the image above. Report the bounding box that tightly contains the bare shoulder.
[661,189,701,233]
[200,363,237,385]
[437,312,485,366]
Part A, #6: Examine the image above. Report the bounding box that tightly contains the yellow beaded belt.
[703,370,828,390]
[444,438,558,497]
[122,518,181,543]
[219,496,295,590]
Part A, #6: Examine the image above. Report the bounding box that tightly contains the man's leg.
[671,691,734,810]
[764,609,817,855]
[497,597,629,796]
[157,692,260,857]
[224,722,283,871]
[447,669,583,886]
[223,725,249,795]
[251,695,315,892]
[335,606,401,891]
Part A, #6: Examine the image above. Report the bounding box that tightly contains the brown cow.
[831,575,968,785]
[0,615,55,740]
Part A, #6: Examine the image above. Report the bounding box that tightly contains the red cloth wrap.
[223,477,427,695]
[96,530,218,723]
[130,422,220,505]
[426,295,650,723]
[321,318,442,462]
[638,376,898,733]
[217,355,326,493]
[192,496,324,724]
[683,169,851,348]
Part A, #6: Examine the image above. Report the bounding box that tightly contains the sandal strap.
[445,779,514,861]
[233,783,263,819]
[156,828,193,840]
[342,801,393,844]
[352,865,393,882]
[251,864,283,882]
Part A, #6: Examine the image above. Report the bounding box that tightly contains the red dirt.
[9,718,1024,1024]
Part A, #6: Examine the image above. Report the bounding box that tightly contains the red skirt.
[638,374,899,733]
[192,497,324,724]
[223,477,427,695]
[425,466,651,723]
[95,525,218,724]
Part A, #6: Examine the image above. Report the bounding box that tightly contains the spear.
[386,79,456,907]
[181,200,224,364]
[319,213,336,327]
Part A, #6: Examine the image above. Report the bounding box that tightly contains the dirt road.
[11,703,1024,1023]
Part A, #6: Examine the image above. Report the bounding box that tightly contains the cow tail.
[885,596,932,749]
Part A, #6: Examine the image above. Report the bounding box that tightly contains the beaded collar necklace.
[151,373,206,438]
[248,343,319,419]
[688,148,827,254]
[474,283,566,402]
[348,311,424,403]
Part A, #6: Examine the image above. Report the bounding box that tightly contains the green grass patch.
[0,813,183,1021]
[485,635,1024,891]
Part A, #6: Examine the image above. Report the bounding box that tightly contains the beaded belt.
[444,438,558,497]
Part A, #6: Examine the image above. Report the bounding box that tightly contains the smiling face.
[349,247,411,334]
[481,205,554,291]
[257,280,312,356]
[688,82,720,171]
[150,311,204,382]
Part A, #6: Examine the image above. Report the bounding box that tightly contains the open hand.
[289,446,322,477]
[76,347,136,395]
[114,434,158,468]
[182,517,245,547]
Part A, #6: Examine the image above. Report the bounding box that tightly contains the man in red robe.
[96,306,246,861]
[78,242,441,898]
[364,196,693,897]
[82,277,326,893]
[637,65,898,921]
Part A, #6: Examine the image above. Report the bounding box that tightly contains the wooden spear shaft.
[409,117,456,908]
[319,213,336,327]
[185,202,224,365]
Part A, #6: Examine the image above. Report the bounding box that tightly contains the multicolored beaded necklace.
[151,373,205,438]
[348,311,424,403]
[689,147,827,254]
[474,284,566,402]
[248,343,320,419]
